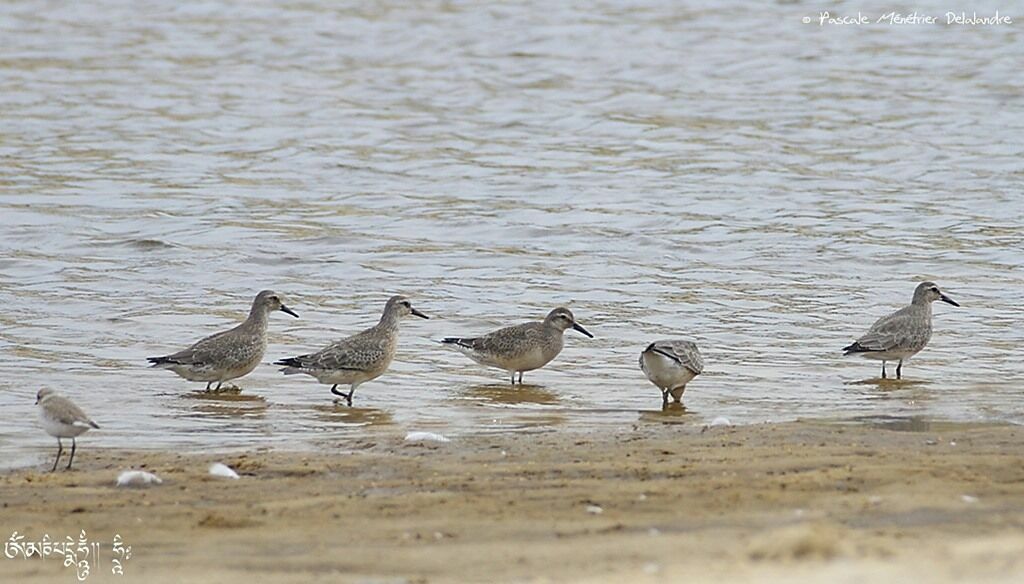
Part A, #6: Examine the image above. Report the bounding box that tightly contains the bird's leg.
[51,438,63,473]
[347,388,356,407]
[881,361,887,379]
[205,381,212,391]
[896,360,903,380]
[330,385,353,407]
[661,390,669,409]
[215,381,223,391]
[518,372,523,384]
[66,438,77,470]
[510,371,515,386]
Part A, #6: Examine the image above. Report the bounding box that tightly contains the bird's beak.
[572,322,594,338]
[280,305,300,318]
[939,293,960,307]
[411,307,429,319]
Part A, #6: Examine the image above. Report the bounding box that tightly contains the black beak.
[280,305,300,318]
[572,322,594,338]
[411,307,429,319]
[939,294,960,307]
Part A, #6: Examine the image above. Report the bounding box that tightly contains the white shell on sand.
[404,431,451,443]
[208,463,240,479]
[116,470,163,487]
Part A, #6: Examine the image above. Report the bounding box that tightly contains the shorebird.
[36,388,99,472]
[275,295,428,406]
[639,340,704,407]
[440,307,593,385]
[843,281,959,379]
[148,290,299,390]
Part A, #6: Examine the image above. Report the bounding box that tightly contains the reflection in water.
[638,403,696,425]
[309,404,395,428]
[456,384,574,432]
[843,379,936,414]
[184,387,251,400]
[480,413,568,433]
[662,402,690,415]
[461,383,561,407]
[183,391,269,420]
[845,378,932,389]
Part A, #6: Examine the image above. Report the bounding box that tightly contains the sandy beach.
[2,419,1023,583]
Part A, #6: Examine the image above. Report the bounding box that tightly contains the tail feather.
[147,355,179,368]
[274,357,303,368]
[275,356,307,375]
[842,342,869,355]
[440,337,474,350]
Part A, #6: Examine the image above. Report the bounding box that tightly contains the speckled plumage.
[275,295,428,406]
[640,340,704,407]
[843,281,959,379]
[147,290,298,390]
[440,307,593,385]
[36,388,99,471]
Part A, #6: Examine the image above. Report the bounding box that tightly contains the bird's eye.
[931,287,939,293]
[403,301,411,307]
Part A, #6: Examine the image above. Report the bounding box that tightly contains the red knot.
[639,340,704,408]
[843,281,959,379]
[147,290,299,391]
[440,307,593,385]
[275,295,428,406]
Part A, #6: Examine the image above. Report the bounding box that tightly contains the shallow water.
[1,0,1022,468]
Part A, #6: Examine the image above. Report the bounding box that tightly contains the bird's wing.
[851,307,923,352]
[650,340,704,374]
[463,322,538,354]
[51,397,97,428]
[158,325,242,365]
[290,330,388,372]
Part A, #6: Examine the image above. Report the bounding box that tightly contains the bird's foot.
[210,384,242,394]
[330,387,353,407]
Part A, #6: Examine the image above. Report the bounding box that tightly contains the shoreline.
[3,420,1023,583]
[4,411,1015,473]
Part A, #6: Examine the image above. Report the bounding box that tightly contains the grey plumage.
[148,290,298,390]
[36,388,99,472]
[275,295,428,406]
[843,281,959,379]
[440,307,593,385]
[639,340,704,407]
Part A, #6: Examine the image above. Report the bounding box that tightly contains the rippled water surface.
[1,0,1022,467]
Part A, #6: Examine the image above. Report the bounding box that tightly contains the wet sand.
[2,420,1023,583]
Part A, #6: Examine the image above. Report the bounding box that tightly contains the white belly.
[170,362,258,383]
[314,369,376,387]
[502,347,553,372]
[40,413,89,439]
[857,349,919,361]
[642,352,697,391]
